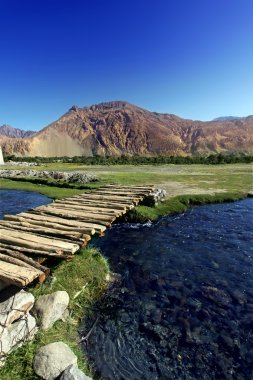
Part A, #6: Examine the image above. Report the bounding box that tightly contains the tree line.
[4,153,253,165]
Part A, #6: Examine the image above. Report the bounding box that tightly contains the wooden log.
[0,252,48,285]
[3,215,96,235]
[2,226,87,248]
[99,189,153,195]
[4,213,106,234]
[0,235,67,255]
[0,236,76,258]
[0,248,49,273]
[49,205,122,219]
[90,189,143,196]
[55,199,131,210]
[50,202,123,216]
[26,231,87,249]
[0,228,79,254]
[34,206,116,224]
[33,210,111,227]
[103,185,154,190]
[31,208,113,227]
[0,260,45,287]
[0,220,85,237]
[77,193,141,202]
[69,195,135,207]
[0,222,90,245]
[0,252,36,268]
[0,235,63,254]
[0,242,74,260]
[94,190,150,196]
[71,194,137,204]
[47,202,119,214]
[0,220,90,239]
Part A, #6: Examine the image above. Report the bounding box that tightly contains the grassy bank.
[0,247,110,380]
[131,191,248,222]
[0,179,86,199]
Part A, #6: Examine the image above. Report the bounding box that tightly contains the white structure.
[0,146,5,165]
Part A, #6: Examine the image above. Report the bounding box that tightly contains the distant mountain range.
[0,101,252,157]
[212,116,247,122]
[0,124,35,139]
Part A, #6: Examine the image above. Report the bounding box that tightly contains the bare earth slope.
[1,101,253,157]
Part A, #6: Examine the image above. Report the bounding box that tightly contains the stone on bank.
[0,289,34,327]
[0,289,37,367]
[60,364,92,380]
[33,342,77,380]
[32,290,69,330]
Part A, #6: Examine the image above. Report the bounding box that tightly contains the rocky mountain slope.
[1,102,252,157]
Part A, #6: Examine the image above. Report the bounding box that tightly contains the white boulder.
[33,342,77,380]
[0,290,35,327]
[0,314,37,366]
[32,291,69,330]
[60,364,92,380]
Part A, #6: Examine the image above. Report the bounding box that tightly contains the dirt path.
[154,181,226,199]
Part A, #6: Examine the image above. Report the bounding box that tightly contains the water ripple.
[83,199,253,380]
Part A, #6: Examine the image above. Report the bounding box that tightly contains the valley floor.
[1,163,252,198]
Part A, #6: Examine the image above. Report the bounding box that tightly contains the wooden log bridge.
[0,185,156,288]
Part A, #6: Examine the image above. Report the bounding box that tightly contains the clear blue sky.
[0,0,253,130]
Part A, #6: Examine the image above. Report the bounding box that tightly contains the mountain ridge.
[0,124,35,138]
[212,116,246,122]
[0,101,252,157]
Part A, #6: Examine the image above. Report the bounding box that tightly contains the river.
[82,198,253,380]
[0,189,51,219]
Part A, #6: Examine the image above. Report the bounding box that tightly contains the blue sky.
[0,0,253,130]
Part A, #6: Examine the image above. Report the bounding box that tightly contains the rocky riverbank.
[0,246,110,380]
[0,287,92,379]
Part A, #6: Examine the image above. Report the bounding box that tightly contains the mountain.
[0,125,35,138]
[212,116,242,122]
[1,101,253,157]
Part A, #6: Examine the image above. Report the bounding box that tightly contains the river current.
[82,199,253,380]
[0,189,51,219]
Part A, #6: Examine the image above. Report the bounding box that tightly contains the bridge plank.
[0,261,44,287]
[4,213,105,233]
[0,228,79,254]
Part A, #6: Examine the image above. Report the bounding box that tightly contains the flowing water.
[82,199,253,380]
[0,189,51,219]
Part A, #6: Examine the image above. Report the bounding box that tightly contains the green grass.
[2,163,252,195]
[1,163,252,223]
[0,247,110,380]
[131,191,247,222]
[0,179,86,199]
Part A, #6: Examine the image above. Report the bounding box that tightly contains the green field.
[1,163,252,221]
[1,163,252,197]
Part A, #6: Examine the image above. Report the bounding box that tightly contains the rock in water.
[60,364,92,380]
[201,286,232,306]
[33,342,77,380]
[32,291,69,330]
